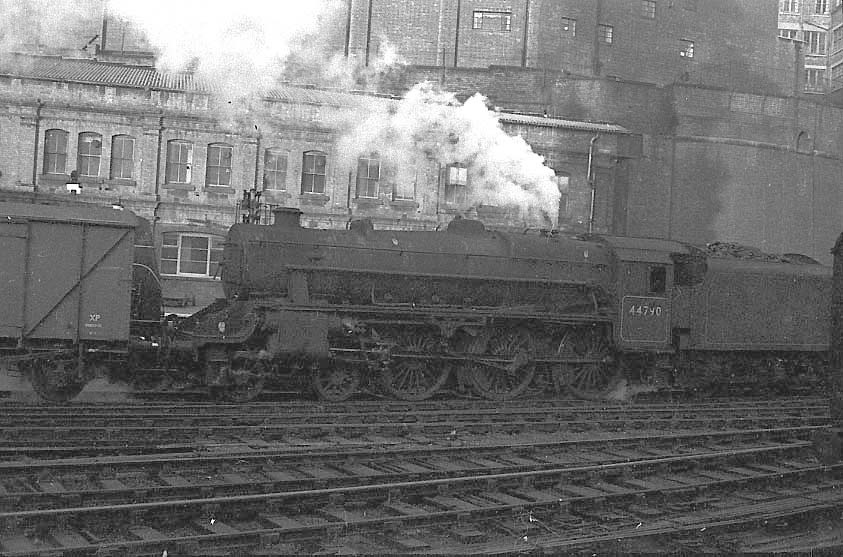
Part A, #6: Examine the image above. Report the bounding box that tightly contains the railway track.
[1,398,830,459]
[0,426,836,555]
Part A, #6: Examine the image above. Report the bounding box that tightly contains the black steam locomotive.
[0,201,832,403]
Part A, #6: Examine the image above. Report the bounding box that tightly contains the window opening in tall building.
[805,30,827,55]
[444,164,468,204]
[598,24,614,44]
[680,40,695,58]
[356,155,381,198]
[780,0,799,13]
[472,10,512,31]
[779,28,799,40]
[561,17,576,36]
[641,0,656,19]
[263,149,287,190]
[166,140,193,184]
[816,0,829,13]
[77,132,102,177]
[110,135,135,180]
[43,129,68,175]
[301,151,327,194]
[161,233,223,277]
[205,143,233,186]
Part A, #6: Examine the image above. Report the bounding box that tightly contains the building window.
[444,164,467,204]
[598,24,614,45]
[77,132,102,177]
[816,0,829,13]
[780,0,799,12]
[205,143,232,187]
[679,40,695,58]
[166,140,193,184]
[263,149,287,190]
[561,17,576,36]
[641,0,656,19]
[805,67,826,92]
[160,232,223,277]
[356,155,380,198]
[301,151,327,194]
[43,129,68,175]
[833,61,843,86]
[393,168,417,201]
[834,26,843,53]
[110,135,134,180]
[472,10,512,31]
[779,28,799,40]
[805,30,827,55]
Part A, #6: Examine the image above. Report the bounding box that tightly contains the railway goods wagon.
[184,208,629,401]
[0,201,162,401]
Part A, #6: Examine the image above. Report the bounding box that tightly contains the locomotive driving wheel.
[28,355,86,403]
[381,334,451,401]
[312,361,361,402]
[559,327,617,400]
[467,329,536,400]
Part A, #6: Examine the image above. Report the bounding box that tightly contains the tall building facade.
[778,0,832,93]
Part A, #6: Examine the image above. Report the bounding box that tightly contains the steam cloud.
[336,83,561,225]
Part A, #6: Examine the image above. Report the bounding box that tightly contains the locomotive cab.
[597,236,690,353]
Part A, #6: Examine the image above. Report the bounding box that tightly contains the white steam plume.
[0,0,103,53]
[336,83,561,226]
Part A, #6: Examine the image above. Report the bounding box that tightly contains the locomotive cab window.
[649,266,667,294]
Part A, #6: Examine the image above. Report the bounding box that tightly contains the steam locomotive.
[0,200,832,403]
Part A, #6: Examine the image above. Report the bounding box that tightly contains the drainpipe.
[587,135,599,233]
[454,0,462,67]
[31,99,44,192]
[364,0,374,66]
[521,0,530,68]
[344,0,353,57]
[253,128,261,190]
[152,113,164,240]
[592,0,603,76]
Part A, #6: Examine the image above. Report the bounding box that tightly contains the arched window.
[263,149,287,190]
[110,135,135,179]
[206,143,232,186]
[43,129,68,175]
[77,132,102,177]
[301,151,327,194]
[166,140,193,184]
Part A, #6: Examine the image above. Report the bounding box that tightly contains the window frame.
[472,10,512,32]
[679,39,695,59]
[262,148,288,191]
[205,143,233,187]
[110,134,135,180]
[160,232,223,278]
[780,0,799,13]
[301,151,327,194]
[356,155,381,199]
[805,67,826,92]
[560,17,576,36]
[43,129,68,175]
[76,132,102,178]
[165,140,193,184]
[816,0,829,13]
[444,164,468,205]
[805,30,827,55]
[598,24,614,45]
[641,0,657,19]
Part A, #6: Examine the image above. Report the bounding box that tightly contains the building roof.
[0,53,629,134]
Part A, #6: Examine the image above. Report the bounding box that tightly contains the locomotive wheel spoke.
[382,358,450,401]
[29,356,86,403]
[312,362,361,402]
[468,329,536,401]
[565,327,617,400]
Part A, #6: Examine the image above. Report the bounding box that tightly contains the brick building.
[778,0,832,93]
[0,54,632,312]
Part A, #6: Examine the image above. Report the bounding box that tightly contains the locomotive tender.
[0,201,832,402]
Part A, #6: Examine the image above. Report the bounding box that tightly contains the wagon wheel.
[467,329,536,401]
[312,361,361,402]
[29,356,86,403]
[563,328,617,400]
[381,335,450,401]
[220,357,267,403]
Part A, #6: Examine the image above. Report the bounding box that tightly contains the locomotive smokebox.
[272,207,302,228]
